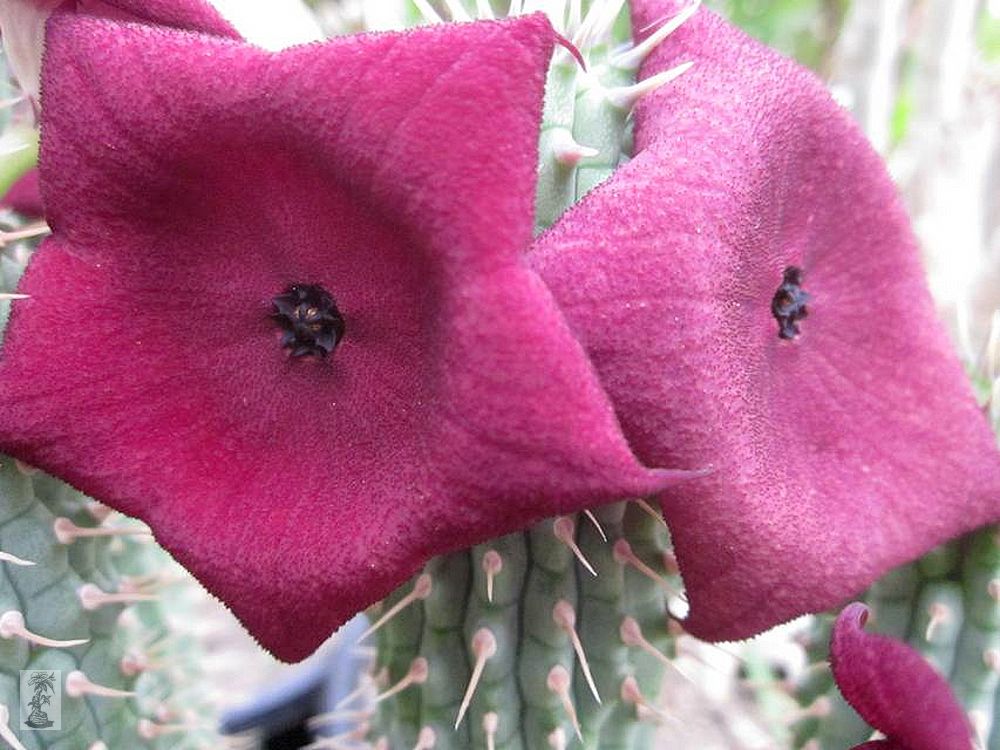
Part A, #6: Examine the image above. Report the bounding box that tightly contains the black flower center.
[272,284,345,358]
[771,266,810,340]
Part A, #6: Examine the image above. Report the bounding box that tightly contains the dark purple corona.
[272,284,345,358]
[771,266,810,340]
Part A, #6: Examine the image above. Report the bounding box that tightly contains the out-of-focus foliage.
[981,1,1000,60]
[704,0,850,72]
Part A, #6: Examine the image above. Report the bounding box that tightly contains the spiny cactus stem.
[583,509,608,541]
[482,549,502,602]
[307,707,373,730]
[610,0,701,70]
[0,609,88,647]
[375,657,429,704]
[553,515,598,576]
[454,627,497,729]
[547,663,584,740]
[0,222,49,249]
[65,669,136,698]
[632,498,668,528]
[553,599,602,703]
[360,573,433,641]
[413,725,437,749]
[0,703,27,750]
[613,538,681,598]
[483,711,499,750]
[53,516,150,544]
[619,675,666,724]
[620,616,689,682]
[78,582,159,610]
[548,725,568,750]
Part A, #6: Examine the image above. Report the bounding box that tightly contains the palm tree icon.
[24,672,56,729]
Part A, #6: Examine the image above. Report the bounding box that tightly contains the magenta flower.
[831,603,973,750]
[528,0,1000,642]
[1,169,43,218]
[0,12,692,660]
[0,0,238,98]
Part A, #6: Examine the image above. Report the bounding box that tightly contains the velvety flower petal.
[0,168,43,218]
[831,603,973,750]
[528,1,1000,642]
[0,14,691,661]
[0,0,238,97]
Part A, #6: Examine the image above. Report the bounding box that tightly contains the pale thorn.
[303,722,370,750]
[14,459,37,475]
[611,0,700,70]
[509,0,524,16]
[0,95,27,110]
[552,600,601,704]
[374,657,429,704]
[548,727,567,750]
[924,602,950,642]
[483,712,499,750]
[412,0,443,24]
[553,516,598,576]
[0,550,35,566]
[0,222,50,249]
[632,498,667,528]
[119,571,183,595]
[66,670,135,699]
[983,649,1000,673]
[441,0,472,21]
[567,0,581,33]
[120,649,150,677]
[138,719,203,739]
[989,579,1000,603]
[455,628,498,729]
[550,128,600,168]
[786,697,832,724]
[307,707,372,730]
[546,665,583,741]
[0,293,29,302]
[476,0,495,19]
[86,500,113,523]
[78,583,160,611]
[619,616,693,684]
[613,539,682,598]
[53,516,151,545]
[89,743,109,750]
[590,0,627,45]
[0,704,27,750]
[482,549,503,603]
[582,509,608,542]
[373,739,389,750]
[333,674,376,710]
[970,709,990,750]
[605,62,694,111]
[0,610,88,648]
[574,0,626,50]
[413,726,436,750]
[619,676,670,724]
[359,574,432,642]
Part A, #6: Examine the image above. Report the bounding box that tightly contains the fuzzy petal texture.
[0,0,238,97]
[0,14,690,661]
[831,603,973,750]
[528,1,1000,641]
[0,169,43,218]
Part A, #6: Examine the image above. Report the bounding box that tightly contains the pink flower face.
[0,0,238,98]
[831,603,974,750]
[0,12,693,661]
[528,0,1000,641]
